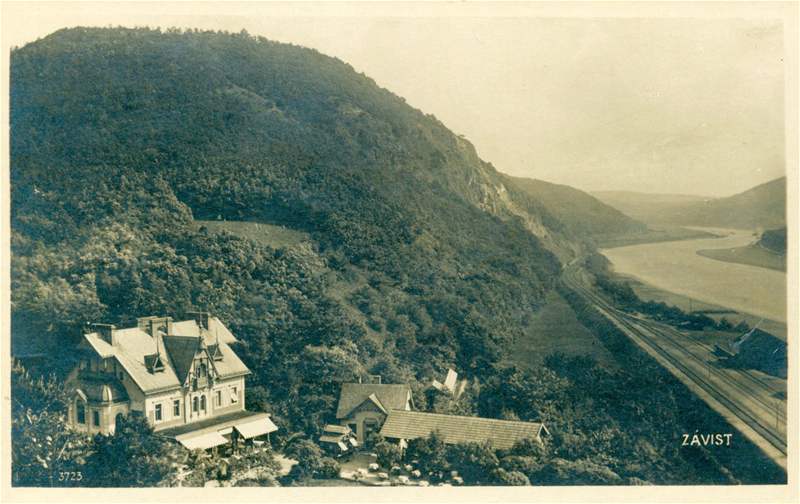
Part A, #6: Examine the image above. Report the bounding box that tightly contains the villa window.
[192,396,199,413]
[76,403,86,424]
[92,410,100,426]
[173,399,180,417]
[155,403,162,422]
[215,390,222,407]
[231,386,238,404]
[200,395,206,411]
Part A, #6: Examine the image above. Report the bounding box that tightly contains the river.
[600,228,787,324]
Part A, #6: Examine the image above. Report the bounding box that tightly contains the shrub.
[492,468,530,486]
[373,437,403,468]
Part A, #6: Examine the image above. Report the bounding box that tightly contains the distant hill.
[591,191,709,224]
[593,177,786,230]
[506,176,646,239]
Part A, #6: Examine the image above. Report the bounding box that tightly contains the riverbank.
[598,225,719,248]
[617,274,787,341]
[697,244,786,272]
[600,228,786,325]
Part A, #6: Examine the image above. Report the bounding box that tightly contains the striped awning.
[178,431,229,450]
[233,415,278,439]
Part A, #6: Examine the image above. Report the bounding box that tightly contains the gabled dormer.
[144,353,166,373]
[161,335,219,390]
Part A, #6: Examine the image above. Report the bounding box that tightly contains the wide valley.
[600,228,787,335]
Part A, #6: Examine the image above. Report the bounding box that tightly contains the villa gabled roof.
[336,383,412,419]
[80,316,249,395]
[161,335,203,384]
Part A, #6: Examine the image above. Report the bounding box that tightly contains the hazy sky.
[2,2,789,196]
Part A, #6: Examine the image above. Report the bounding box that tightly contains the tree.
[84,413,184,486]
[372,437,402,469]
[11,364,90,487]
[406,432,449,482]
[491,468,530,486]
[445,441,499,485]
[283,439,339,481]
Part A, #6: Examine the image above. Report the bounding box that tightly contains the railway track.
[586,287,786,426]
[633,316,786,422]
[561,265,787,462]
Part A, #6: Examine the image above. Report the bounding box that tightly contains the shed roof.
[379,410,547,450]
[335,383,412,419]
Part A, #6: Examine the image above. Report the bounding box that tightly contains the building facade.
[66,313,276,449]
[335,381,413,445]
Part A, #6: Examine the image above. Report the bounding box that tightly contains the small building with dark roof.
[335,381,413,445]
[379,410,549,450]
[65,313,277,450]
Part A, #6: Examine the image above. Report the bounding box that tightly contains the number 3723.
[58,471,83,482]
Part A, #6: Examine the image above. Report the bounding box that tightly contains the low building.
[379,410,549,450]
[319,424,358,455]
[335,381,413,445]
[65,312,277,450]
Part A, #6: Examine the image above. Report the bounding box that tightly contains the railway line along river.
[600,228,786,326]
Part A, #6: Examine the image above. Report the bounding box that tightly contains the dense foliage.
[11,26,566,420]
[759,227,787,255]
[506,175,646,240]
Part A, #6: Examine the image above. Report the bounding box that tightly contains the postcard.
[1,2,797,503]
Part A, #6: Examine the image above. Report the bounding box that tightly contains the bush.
[492,468,530,486]
[373,438,402,469]
[317,457,341,479]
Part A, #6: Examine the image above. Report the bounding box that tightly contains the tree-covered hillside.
[506,176,646,240]
[11,26,571,373]
[11,26,581,436]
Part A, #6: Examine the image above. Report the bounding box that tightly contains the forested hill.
[11,28,578,398]
[505,176,647,240]
[594,177,786,229]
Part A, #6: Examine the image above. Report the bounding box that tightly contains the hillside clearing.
[510,290,616,369]
[196,220,311,248]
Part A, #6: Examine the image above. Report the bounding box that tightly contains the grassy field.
[510,290,616,369]
[697,244,786,272]
[621,275,787,341]
[196,220,311,248]
[598,225,718,248]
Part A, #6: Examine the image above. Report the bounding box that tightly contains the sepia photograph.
[1,1,797,502]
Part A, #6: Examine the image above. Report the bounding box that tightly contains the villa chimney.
[147,317,173,338]
[91,323,117,346]
[137,316,156,333]
[189,311,211,330]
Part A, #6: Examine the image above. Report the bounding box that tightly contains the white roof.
[234,416,278,439]
[81,316,247,394]
[178,431,229,450]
